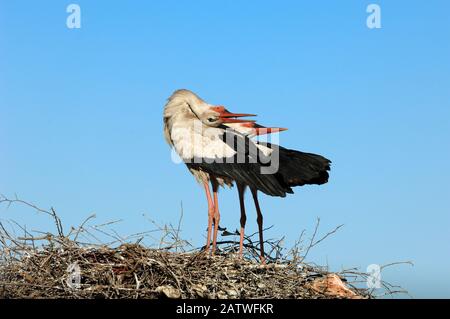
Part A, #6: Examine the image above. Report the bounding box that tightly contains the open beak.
[212,106,256,124]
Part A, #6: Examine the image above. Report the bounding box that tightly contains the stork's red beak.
[239,122,288,136]
[212,106,256,123]
[254,127,288,135]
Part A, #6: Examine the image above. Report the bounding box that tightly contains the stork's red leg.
[237,182,247,259]
[251,187,266,264]
[211,180,220,255]
[203,181,214,253]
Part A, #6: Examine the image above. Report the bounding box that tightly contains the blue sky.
[1,1,449,298]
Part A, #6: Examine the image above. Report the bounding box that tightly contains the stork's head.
[164,89,255,127]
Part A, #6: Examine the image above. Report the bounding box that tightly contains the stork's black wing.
[258,142,331,187]
[186,130,293,197]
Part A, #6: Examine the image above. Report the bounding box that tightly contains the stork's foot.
[202,237,212,254]
[202,245,210,253]
[259,255,266,265]
[210,243,219,256]
[199,245,212,259]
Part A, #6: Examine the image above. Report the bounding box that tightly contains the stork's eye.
[208,117,216,123]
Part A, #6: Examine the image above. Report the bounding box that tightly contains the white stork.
[163,89,331,262]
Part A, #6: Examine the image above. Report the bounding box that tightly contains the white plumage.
[162,89,331,262]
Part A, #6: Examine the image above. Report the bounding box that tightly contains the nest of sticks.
[0,195,409,299]
[0,241,370,299]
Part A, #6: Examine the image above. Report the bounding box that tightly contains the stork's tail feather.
[277,147,331,187]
